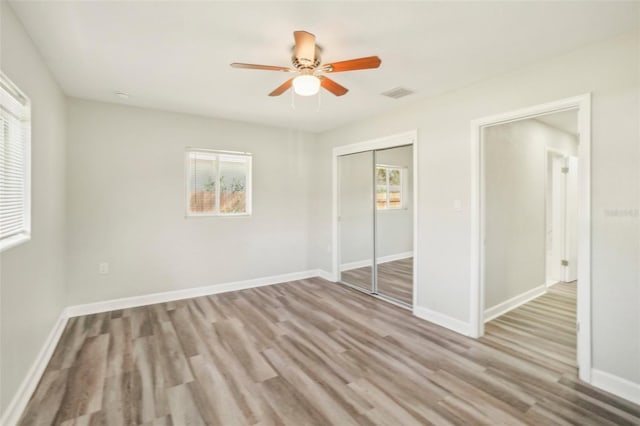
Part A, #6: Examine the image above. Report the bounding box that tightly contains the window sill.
[0,233,30,253]
[376,207,409,212]
[185,213,252,218]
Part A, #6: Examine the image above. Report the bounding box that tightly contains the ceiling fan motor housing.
[291,46,322,70]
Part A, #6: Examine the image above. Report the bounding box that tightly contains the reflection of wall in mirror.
[339,152,375,265]
[339,146,413,269]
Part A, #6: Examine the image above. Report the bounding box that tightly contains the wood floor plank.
[166,384,206,426]
[55,334,110,422]
[18,280,640,425]
[132,336,171,423]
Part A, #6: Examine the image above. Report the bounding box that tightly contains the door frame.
[332,130,418,309]
[469,94,592,382]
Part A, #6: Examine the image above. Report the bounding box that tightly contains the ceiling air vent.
[381,87,414,99]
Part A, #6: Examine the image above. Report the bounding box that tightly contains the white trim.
[1,312,69,426]
[469,94,592,383]
[483,284,547,323]
[413,306,471,336]
[412,136,419,309]
[332,131,417,157]
[332,130,418,306]
[0,233,30,253]
[546,279,561,288]
[339,259,372,272]
[340,251,413,272]
[0,71,31,254]
[315,269,335,282]
[591,369,640,405]
[65,269,321,317]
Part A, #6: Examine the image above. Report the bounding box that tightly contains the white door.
[565,156,578,282]
[547,153,566,283]
[546,152,578,284]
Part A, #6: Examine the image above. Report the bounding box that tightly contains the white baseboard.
[591,369,640,405]
[546,279,561,288]
[1,312,69,426]
[484,284,547,323]
[340,259,371,272]
[65,269,322,317]
[340,251,413,272]
[315,269,336,282]
[413,306,471,336]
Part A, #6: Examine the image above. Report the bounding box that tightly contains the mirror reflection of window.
[375,165,406,210]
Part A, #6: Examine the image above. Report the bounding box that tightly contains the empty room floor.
[19,279,640,425]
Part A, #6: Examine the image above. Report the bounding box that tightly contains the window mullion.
[215,154,221,215]
[386,167,390,208]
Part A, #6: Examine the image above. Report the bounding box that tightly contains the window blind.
[0,73,30,248]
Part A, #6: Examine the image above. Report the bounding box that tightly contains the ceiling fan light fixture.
[293,75,320,96]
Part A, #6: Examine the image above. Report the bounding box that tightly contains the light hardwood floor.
[19,280,640,425]
[341,257,413,305]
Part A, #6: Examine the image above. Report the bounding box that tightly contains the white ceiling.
[8,1,639,133]
[535,110,579,136]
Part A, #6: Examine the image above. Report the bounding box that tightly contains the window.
[0,72,30,252]
[185,149,252,216]
[376,165,406,210]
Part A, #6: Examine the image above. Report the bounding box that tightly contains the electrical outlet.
[98,262,109,274]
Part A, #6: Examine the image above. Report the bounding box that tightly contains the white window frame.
[184,148,252,217]
[0,72,31,252]
[376,164,407,210]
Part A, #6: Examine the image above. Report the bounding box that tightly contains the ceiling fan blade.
[268,78,294,96]
[321,56,381,73]
[293,31,316,64]
[231,63,292,72]
[319,76,348,96]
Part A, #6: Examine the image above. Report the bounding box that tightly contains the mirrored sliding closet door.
[338,144,413,308]
[338,151,375,293]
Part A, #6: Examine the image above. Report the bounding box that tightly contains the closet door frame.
[332,130,418,309]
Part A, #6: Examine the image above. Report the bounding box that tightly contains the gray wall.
[338,151,374,265]
[0,1,68,413]
[311,31,640,384]
[66,99,315,305]
[484,119,578,310]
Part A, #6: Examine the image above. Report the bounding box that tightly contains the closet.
[337,144,414,307]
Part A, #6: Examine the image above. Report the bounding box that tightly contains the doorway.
[470,94,591,382]
[332,131,417,309]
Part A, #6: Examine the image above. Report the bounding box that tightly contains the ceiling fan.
[231,31,381,97]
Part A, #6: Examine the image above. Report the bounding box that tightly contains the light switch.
[454,200,462,212]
